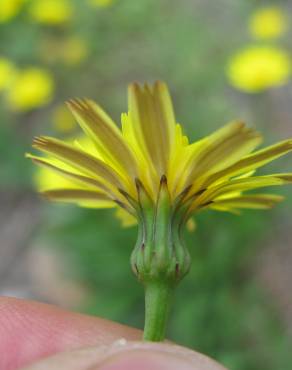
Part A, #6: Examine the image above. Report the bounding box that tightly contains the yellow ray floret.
[28,81,292,227]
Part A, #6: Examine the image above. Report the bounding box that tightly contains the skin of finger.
[0,297,140,370]
[20,342,227,370]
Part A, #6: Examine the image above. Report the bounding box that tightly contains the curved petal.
[67,99,137,182]
[202,139,292,188]
[32,136,125,192]
[26,154,110,193]
[41,188,112,204]
[182,122,262,192]
[210,194,284,210]
[188,174,292,213]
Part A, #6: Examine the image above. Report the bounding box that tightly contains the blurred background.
[0,0,292,369]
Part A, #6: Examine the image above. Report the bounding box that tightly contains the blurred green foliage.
[1,1,292,369]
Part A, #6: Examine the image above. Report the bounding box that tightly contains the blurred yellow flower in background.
[114,208,136,227]
[52,104,77,133]
[0,0,25,23]
[29,0,73,25]
[0,58,17,91]
[227,46,291,93]
[88,0,114,8]
[249,7,288,40]
[6,68,54,111]
[39,36,88,66]
[61,37,89,65]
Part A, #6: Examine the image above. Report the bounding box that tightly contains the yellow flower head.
[249,7,288,40]
[28,82,292,227]
[0,0,25,23]
[6,67,54,111]
[0,58,17,91]
[88,0,114,7]
[227,46,291,93]
[29,0,73,25]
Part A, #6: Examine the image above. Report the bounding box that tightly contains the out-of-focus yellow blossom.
[61,37,89,65]
[39,36,88,66]
[0,0,25,23]
[6,68,54,111]
[115,208,136,227]
[186,218,196,232]
[249,7,288,40]
[227,46,291,93]
[52,104,77,133]
[88,0,114,8]
[29,0,73,25]
[38,37,60,64]
[0,58,17,91]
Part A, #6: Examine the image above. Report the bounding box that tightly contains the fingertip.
[0,296,140,370]
[21,341,226,370]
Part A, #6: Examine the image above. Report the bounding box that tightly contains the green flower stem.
[143,280,173,341]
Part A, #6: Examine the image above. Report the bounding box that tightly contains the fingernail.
[97,350,195,369]
[21,340,227,370]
